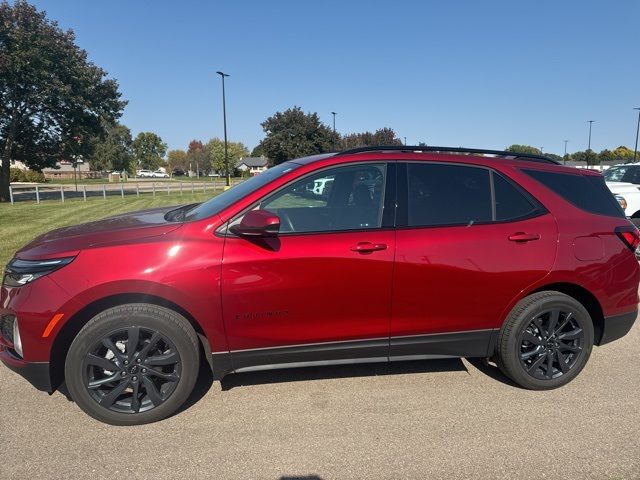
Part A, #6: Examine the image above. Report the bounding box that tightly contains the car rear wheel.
[497,291,594,390]
[65,304,199,425]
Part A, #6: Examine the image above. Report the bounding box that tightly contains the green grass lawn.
[0,192,216,266]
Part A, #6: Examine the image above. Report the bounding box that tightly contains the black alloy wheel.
[497,291,594,390]
[518,309,585,380]
[83,326,181,414]
[65,304,199,425]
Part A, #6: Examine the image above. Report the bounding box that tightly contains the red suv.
[2,146,638,425]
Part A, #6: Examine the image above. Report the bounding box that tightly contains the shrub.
[9,167,45,183]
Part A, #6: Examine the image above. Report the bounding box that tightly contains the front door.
[221,162,396,371]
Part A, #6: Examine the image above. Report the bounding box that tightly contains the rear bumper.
[596,310,637,346]
[0,347,51,392]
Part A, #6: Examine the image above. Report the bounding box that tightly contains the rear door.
[390,162,558,358]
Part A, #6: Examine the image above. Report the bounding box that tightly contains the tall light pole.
[216,71,230,187]
[331,112,337,133]
[404,137,407,146]
[633,108,640,163]
[563,140,568,165]
[587,120,595,151]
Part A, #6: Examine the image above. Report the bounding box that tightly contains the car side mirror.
[229,210,280,237]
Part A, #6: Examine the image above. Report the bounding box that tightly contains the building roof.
[236,157,268,168]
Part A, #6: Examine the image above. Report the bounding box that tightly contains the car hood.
[606,181,640,194]
[16,205,184,260]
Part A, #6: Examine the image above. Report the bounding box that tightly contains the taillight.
[615,225,640,253]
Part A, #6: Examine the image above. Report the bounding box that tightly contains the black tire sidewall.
[500,293,594,390]
[64,304,199,426]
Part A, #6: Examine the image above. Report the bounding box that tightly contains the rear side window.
[493,173,539,221]
[407,164,492,226]
[523,169,625,218]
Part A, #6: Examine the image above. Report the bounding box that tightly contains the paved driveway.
[1,321,638,479]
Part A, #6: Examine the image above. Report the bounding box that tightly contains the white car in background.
[603,164,640,226]
[136,169,154,178]
[151,170,169,178]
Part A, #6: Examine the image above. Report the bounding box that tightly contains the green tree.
[0,0,126,201]
[86,122,133,173]
[132,132,167,170]
[250,144,266,158]
[505,145,543,155]
[257,106,340,165]
[186,140,209,176]
[341,128,403,149]
[204,138,249,174]
[167,149,188,174]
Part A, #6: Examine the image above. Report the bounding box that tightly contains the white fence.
[7,179,243,205]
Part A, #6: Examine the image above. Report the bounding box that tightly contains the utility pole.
[216,71,230,187]
[563,140,568,165]
[587,120,595,151]
[633,108,640,163]
[331,112,337,133]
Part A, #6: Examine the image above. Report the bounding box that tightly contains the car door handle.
[350,242,388,253]
[508,232,540,242]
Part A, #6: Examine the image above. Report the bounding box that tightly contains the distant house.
[235,156,268,175]
[42,160,92,180]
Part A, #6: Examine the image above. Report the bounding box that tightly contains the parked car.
[152,170,169,178]
[136,169,154,178]
[2,146,638,425]
[603,165,640,225]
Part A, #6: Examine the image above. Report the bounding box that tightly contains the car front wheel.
[64,304,200,425]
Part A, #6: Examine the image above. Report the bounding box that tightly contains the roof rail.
[337,145,561,165]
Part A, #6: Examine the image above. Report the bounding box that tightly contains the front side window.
[407,163,492,227]
[256,164,387,233]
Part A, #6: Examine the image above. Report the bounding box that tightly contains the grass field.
[0,192,216,266]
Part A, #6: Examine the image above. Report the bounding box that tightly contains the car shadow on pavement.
[219,358,467,391]
[464,357,523,389]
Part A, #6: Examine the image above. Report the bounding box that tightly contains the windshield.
[603,166,629,182]
[184,162,301,221]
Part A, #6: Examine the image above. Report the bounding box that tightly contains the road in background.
[1,319,638,479]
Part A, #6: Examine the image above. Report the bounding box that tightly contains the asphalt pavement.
[1,320,639,479]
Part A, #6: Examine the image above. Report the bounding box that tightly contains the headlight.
[3,257,75,287]
[615,195,627,211]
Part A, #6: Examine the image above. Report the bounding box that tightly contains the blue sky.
[28,0,640,155]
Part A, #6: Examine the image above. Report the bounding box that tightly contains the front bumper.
[0,346,51,392]
[596,310,638,346]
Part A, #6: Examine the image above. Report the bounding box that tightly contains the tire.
[497,291,594,390]
[65,304,200,425]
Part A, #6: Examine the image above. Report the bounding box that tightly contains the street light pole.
[216,71,230,187]
[404,137,407,146]
[587,120,595,151]
[563,140,568,165]
[633,108,640,163]
[331,112,337,133]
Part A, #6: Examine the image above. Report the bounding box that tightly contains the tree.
[204,138,249,173]
[250,144,266,158]
[611,146,635,162]
[132,132,167,170]
[341,128,403,149]
[186,140,209,176]
[505,145,542,155]
[257,106,340,165]
[167,149,188,174]
[86,122,133,173]
[0,1,126,201]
